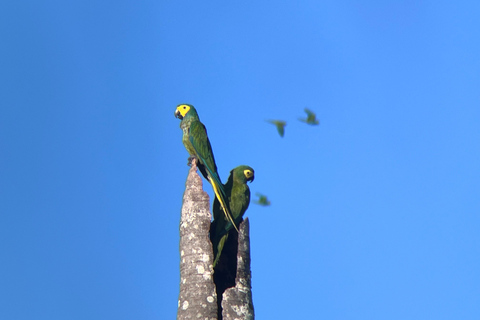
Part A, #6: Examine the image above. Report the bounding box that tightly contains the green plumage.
[298,108,320,125]
[211,165,254,267]
[175,104,238,231]
[254,192,271,206]
[266,119,287,137]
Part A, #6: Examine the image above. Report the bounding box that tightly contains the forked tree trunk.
[177,163,254,320]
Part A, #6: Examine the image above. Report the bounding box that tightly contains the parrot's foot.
[187,156,198,168]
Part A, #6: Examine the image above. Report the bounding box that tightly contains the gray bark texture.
[177,162,254,320]
[177,163,217,320]
[221,219,254,320]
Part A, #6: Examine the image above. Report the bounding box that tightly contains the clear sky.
[1,1,479,319]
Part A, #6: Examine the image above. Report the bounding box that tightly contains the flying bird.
[298,108,320,125]
[266,120,287,137]
[254,193,271,206]
[211,165,255,267]
[174,104,238,232]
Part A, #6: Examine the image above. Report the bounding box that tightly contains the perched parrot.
[266,119,287,137]
[298,108,320,125]
[174,104,238,232]
[253,192,271,206]
[211,165,255,267]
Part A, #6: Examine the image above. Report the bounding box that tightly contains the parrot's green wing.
[276,123,285,137]
[305,108,315,120]
[299,108,319,125]
[254,192,271,206]
[188,121,218,177]
[267,120,286,137]
[188,121,239,232]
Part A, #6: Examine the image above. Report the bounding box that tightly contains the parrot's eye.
[177,105,190,116]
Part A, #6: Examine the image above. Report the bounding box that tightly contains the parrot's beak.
[248,176,254,183]
[174,109,183,119]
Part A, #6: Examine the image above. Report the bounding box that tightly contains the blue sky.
[1,1,479,319]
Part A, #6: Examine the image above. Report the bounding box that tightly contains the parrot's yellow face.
[244,169,255,182]
[174,104,191,119]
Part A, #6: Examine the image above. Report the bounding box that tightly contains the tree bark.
[177,162,254,320]
[177,163,217,320]
[220,219,254,320]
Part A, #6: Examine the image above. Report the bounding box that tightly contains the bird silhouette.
[298,108,320,125]
[266,120,287,137]
[254,193,271,206]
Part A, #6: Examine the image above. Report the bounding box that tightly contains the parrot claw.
[187,156,198,167]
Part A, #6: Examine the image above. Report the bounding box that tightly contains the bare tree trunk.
[221,219,254,320]
[177,163,217,320]
[177,162,254,320]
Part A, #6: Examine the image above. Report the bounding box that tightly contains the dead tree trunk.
[177,163,254,320]
[220,219,254,320]
[177,163,217,320]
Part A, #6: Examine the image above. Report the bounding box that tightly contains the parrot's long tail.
[212,233,228,267]
[210,180,239,233]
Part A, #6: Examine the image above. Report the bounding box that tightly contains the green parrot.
[298,108,320,125]
[253,192,271,206]
[174,104,238,232]
[266,119,287,137]
[211,165,255,267]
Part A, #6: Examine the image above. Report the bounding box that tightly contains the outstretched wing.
[304,108,315,120]
[303,108,319,125]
